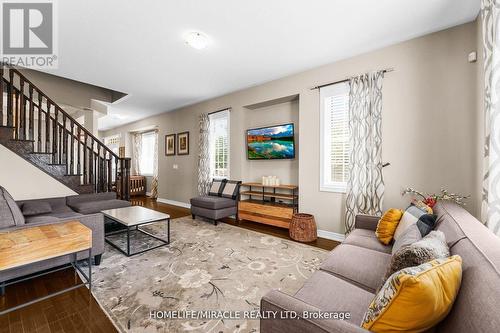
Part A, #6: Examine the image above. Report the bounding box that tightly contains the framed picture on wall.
[177,131,189,155]
[165,134,176,156]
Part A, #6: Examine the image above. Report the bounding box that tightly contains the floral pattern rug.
[92,216,328,333]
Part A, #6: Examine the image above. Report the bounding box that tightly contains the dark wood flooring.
[132,196,339,251]
[1,195,339,332]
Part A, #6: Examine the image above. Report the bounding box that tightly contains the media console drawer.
[238,201,294,219]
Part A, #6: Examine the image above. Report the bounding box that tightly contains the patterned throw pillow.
[385,230,450,281]
[208,179,226,197]
[361,255,462,333]
[393,205,437,241]
[392,224,423,255]
[221,180,241,200]
[376,209,404,245]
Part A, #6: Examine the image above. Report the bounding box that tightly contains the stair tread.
[30,152,54,155]
[48,163,66,166]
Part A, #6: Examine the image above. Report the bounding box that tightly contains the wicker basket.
[289,213,317,242]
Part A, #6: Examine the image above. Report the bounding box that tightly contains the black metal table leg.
[0,248,92,316]
[104,217,171,257]
[88,248,92,291]
[126,227,131,256]
[167,218,170,244]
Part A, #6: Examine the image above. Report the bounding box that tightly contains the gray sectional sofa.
[261,201,500,333]
[0,188,130,289]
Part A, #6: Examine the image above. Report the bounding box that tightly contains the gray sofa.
[261,201,500,332]
[0,188,130,290]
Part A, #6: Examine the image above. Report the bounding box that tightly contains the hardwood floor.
[1,195,339,332]
[132,196,339,251]
[0,268,116,333]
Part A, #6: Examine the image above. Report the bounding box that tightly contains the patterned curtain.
[150,130,159,199]
[481,0,500,236]
[198,113,211,195]
[344,71,385,234]
[132,133,142,176]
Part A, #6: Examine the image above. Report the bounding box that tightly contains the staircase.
[0,63,131,200]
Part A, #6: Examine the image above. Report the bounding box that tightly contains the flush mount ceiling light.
[184,31,210,50]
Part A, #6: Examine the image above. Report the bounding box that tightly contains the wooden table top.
[0,221,92,271]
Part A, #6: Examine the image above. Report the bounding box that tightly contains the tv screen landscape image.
[247,123,295,160]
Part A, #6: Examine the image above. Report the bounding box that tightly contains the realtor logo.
[1,1,58,68]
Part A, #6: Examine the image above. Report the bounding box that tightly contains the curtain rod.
[208,107,232,115]
[310,68,395,90]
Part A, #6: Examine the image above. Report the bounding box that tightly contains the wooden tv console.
[238,182,298,229]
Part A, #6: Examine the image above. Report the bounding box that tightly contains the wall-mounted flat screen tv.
[247,123,295,160]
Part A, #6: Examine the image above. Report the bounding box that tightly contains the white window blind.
[320,82,350,192]
[209,110,230,179]
[139,131,155,176]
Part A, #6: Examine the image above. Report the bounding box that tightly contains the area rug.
[92,216,328,333]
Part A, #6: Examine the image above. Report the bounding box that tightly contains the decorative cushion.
[69,199,131,215]
[22,201,52,216]
[221,180,241,200]
[208,179,226,197]
[0,186,25,228]
[25,215,60,224]
[190,196,237,210]
[385,230,450,280]
[361,255,462,333]
[343,229,392,254]
[392,224,423,255]
[393,205,437,241]
[375,209,403,245]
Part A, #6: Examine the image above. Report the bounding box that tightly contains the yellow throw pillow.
[361,255,463,333]
[376,209,404,245]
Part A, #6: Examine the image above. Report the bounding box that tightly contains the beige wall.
[243,99,299,185]
[103,21,480,234]
[0,145,77,200]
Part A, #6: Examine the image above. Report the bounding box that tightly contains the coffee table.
[102,206,170,256]
[0,221,92,315]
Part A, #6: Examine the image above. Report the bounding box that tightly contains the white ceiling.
[42,0,480,130]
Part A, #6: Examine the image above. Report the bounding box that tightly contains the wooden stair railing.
[0,63,131,200]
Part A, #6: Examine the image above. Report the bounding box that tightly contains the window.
[209,110,230,179]
[139,131,155,176]
[320,82,350,192]
[104,135,120,155]
[104,135,120,181]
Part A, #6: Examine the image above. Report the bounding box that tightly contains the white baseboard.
[155,197,191,209]
[317,229,345,242]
